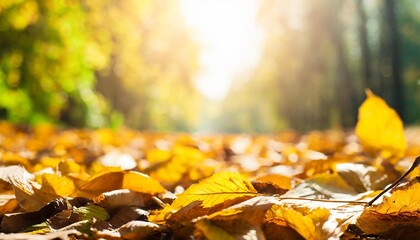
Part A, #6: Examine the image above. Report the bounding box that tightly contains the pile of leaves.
[0,91,420,240]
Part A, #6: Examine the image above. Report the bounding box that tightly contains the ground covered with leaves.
[0,92,420,240]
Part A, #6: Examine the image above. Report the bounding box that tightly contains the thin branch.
[368,156,420,206]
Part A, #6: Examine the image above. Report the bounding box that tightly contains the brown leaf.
[1,198,71,233]
[109,207,149,228]
[356,178,420,239]
[93,189,149,209]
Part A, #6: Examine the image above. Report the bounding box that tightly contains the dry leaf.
[74,170,165,198]
[356,178,420,239]
[150,172,258,224]
[284,207,330,240]
[109,207,149,228]
[117,221,160,239]
[282,173,358,199]
[1,198,71,233]
[195,219,236,240]
[93,189,148,209]
[0,165,57,211]
[335,163,394,192]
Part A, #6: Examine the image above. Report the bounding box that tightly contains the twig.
[368,155,420,206]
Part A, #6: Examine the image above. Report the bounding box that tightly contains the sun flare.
[180,0,263,100]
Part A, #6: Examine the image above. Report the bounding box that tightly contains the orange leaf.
[74,170,165,198]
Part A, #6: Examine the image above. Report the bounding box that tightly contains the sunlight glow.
[180,0,263,100]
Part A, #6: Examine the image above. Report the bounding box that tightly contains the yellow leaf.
[40,173,75,197]
[58,159,88,181]
[281,207,330,240]
[172,171,257,209]
[355,89,406,159]
[206,196,280,221]
[147,149,172,163]
[74,170,165,198]
[149,144,206,186]
[150,172,257,223]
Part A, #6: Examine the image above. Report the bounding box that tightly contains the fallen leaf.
[356,178,420,239]
[74,170,165,198]
[0,165,57,211]
[1,198,71,233]
[93,189,148,209]
[335,163,394,192]
[116,221,160,239]
[148,144,207,187]
[39,173,75,197]
[150,172,258,224]
[275,206,330,240]
[109,207,149,228]
[195,219,236,240]
[282,173,358,199]
[0,229,81,240]
[355,89,407,159]
[263,218,303,240]
[171,171,257,208]
[0,195,19,214]
[252,174,292,195]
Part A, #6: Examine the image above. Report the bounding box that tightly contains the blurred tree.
[0,0,200,130]
[400,0,420,124]
[85,0,200,131]
[216,0,419,132]
[356,0,372,89]
[0,0,111,127]
[381,0,404,118]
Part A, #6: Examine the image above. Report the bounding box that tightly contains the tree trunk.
[356,0,372,89]
[384,0,404,119]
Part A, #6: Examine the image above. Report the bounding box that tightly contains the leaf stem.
[368,155,420,206]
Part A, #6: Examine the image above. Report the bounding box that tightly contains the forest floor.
[0,93,419,239]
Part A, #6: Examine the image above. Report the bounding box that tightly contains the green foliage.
[0,0,111,127]
[0,0,199,130]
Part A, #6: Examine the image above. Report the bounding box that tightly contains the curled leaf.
[93,189,148,209]
[74,170,165,198]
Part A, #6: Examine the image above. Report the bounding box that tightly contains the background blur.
[0,0,419,132]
